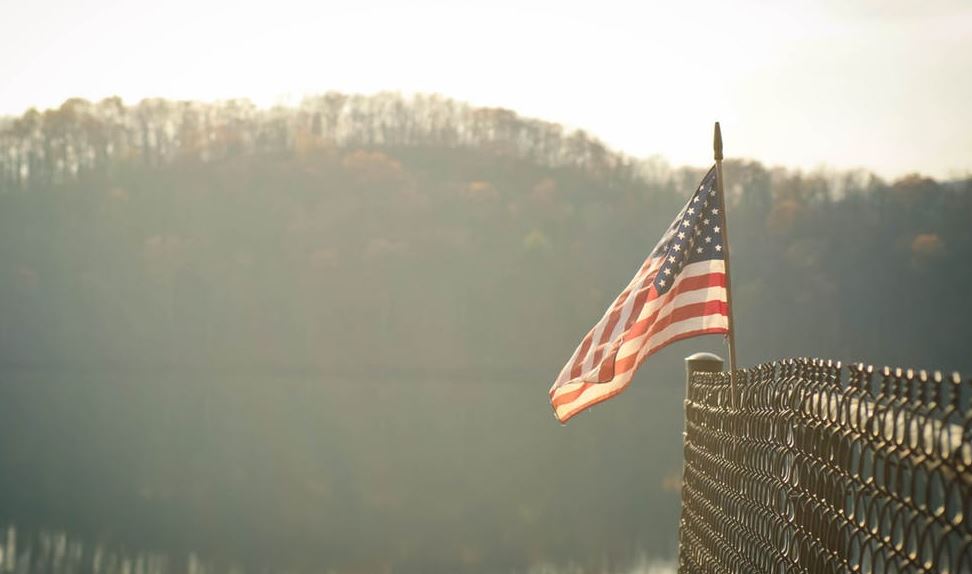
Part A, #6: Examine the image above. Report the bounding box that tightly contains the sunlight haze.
[2,2,972,572]
[1,0,970,178]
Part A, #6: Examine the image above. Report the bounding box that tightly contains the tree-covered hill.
[0,93,969,375]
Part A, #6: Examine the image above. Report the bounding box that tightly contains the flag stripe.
[617,285,726,360]
[611,261,725,353]
[552,324,730,421]
[551,309,728,410]
[552,266,726,392]
[622,273,726,344]
[591,280,649,368]
[580,258,660,374]
[569,328,596,379]
[613,300,728,373]
[551,260,724,391]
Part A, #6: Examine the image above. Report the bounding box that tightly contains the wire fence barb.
[677,357,972,573]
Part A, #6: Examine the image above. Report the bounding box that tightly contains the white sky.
[1,0,970,179]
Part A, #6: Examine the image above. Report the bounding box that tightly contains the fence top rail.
[692,357,971,461]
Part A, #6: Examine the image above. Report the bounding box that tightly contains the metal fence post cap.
[685,352,724,374]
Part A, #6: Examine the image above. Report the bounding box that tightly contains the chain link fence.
[677,357,972,573]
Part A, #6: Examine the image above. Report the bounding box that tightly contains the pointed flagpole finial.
[713,122,723,161]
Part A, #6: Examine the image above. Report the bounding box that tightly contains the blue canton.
[649,166,725,295]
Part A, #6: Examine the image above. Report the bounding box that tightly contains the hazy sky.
[1,0,969,179]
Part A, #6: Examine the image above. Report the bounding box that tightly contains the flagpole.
[713,122,738,405]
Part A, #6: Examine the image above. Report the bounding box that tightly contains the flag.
[549,166,730,423]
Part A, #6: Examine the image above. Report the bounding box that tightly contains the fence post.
[685,352,724,394]
[678,352,724,571]
[682,352,724,448]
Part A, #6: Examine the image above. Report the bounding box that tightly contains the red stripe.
[569,327,596,379]
[550,306,727,409]
[616,280,654,344]
[625,273,726,340]
[551,326,728,420]
[611,287,633,311]
[613,300,728,374]
[596,344,616,382]
[592,309,623,365]
[590,279,650,367]
[597,288,632,347]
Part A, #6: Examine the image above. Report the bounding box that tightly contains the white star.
[659,279,667,287]
[693,196,700,203]
[682,220,691,227]
[714,226,720,233]
[715,244,722,252]
[703,218,710,225]
[712,208,719,215]
[687,208,695,215]
[677,232,686,239]
[697,247,704,254]
[668,256,676,263]
[673,244,681,251]
[663,267,672,275]
[705,236,712,243]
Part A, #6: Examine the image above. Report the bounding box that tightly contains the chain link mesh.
[677,358,972,573]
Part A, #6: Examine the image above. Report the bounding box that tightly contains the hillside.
[1,94,969,375]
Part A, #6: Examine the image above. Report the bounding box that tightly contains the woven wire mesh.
[676,358,972,573]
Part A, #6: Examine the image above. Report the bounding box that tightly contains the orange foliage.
[530,177,557,204]
[462,180,498,202]
[341,149,407,187]
[766,199,802,235]
[911,233,945,258]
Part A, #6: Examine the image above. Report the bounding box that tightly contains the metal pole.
[713,122,738,406]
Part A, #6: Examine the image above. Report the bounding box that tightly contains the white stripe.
[554,328,590,385]
[672,258,725,280]
[552,314,728,421]
[605,282,651,350]
[581,317,611,373]
[629,312,728,369]
[553,370,635,421]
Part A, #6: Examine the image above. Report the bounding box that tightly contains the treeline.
[0,93,969,375]
[0,93,630,191]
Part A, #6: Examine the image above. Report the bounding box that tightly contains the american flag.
[549,166,730,423]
